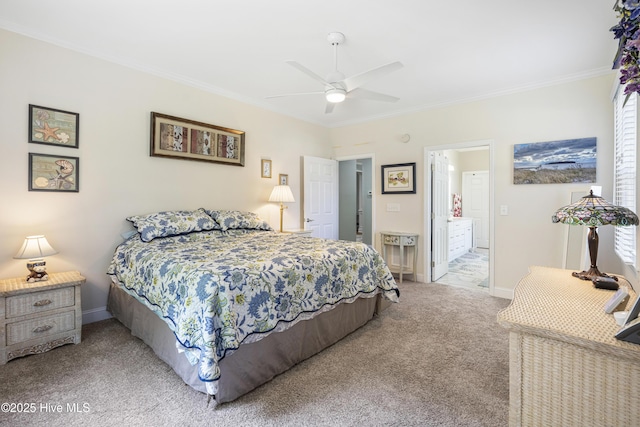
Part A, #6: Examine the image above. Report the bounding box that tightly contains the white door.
[431,152,449,281]
[303,156,339,239]
[462,171,489,248]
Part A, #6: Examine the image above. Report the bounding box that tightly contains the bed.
[106,209,399,406]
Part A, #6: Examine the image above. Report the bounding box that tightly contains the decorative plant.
[612,1,640,96]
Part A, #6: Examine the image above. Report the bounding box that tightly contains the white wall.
[0,28,623,317]
[330,73,618,293]
[0,30,331,321]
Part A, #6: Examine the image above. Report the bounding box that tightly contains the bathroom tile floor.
[437,248,489,291]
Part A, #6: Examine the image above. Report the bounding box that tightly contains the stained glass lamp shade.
[552,190,639,281]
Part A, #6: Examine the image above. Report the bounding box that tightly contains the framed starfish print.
[29,104,79,148]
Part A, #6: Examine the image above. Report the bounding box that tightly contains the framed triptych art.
[150,112,245,166]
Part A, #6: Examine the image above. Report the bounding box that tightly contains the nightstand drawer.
[6,310,76,346]
[383,235,416,246]
[6,287,75,319]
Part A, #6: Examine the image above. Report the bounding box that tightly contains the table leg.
[399,242,404,284]
[413,238,418,282]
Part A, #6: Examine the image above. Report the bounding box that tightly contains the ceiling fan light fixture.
[326,88,346,103]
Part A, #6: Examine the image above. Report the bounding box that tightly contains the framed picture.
[29,104,79,148]
[29,153,79,192]
[150,112,245,166]
[513,137,597,184]
[279,173,288,185]
[381,163,416,194]
[261,159,272,178]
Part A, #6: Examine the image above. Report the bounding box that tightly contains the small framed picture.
[29,104,79,148]
[279,173,288,185]
[381,162,416,194]
[29,153,79,192]
[261,159,272,178]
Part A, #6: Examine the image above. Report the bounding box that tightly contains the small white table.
[380,231,419,283]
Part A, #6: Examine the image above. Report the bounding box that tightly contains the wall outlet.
[500,205,508,215]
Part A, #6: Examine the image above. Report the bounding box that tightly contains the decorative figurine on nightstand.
[26,261,49,282]
[13,235,58,282]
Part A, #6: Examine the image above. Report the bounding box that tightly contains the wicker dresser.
[498,266,640,427]
[0,271,84,364]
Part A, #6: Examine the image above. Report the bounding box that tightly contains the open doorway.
[424,141,495,295]
[337,155,374,245]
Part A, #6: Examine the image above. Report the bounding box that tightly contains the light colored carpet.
[0,281,510,427]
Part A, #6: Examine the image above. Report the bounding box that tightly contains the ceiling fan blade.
[266,91,324,99]
[325,102,336,114]
[286,60,336,88]
[342,61,404,92]
[349,88,400,103]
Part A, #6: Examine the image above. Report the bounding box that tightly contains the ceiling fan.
[267,32,403,114]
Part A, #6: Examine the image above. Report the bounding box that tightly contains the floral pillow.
[206,210,273,231]
[127,208,219,242]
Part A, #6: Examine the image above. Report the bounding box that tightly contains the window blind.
[613,89,637,266]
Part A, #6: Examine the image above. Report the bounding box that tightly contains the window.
[613,87,637,267]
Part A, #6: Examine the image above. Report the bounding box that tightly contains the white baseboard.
[492,286,513,300]
[82,306,112,324]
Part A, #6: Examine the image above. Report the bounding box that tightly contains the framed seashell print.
[28,153,79,192]
[29,104,79,148]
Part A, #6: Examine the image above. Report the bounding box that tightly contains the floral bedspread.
[107,229,398,395]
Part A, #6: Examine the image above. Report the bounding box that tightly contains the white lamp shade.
[14,235,58,260]
[269,185,295,203]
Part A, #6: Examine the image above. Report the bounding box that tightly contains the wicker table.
[0,271,84,364]
[498,266,640,426]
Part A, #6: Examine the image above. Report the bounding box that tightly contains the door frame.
[423,140,496,296]
[336,153,376,243]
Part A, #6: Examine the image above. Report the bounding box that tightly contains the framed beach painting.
[513,137,597,184]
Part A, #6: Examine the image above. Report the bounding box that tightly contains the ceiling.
[0,1,619,128]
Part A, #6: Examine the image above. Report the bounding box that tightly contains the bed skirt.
[107,282,387,405]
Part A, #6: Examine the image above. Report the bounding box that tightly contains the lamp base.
[571,266,617,282]
[26,260,50,283]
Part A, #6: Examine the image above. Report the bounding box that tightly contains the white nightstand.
[282,229,313,237]
[0,271,85,364]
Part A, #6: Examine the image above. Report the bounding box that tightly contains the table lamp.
[269,185,295,232]
[14,235,58,282]
[552,190,639,281]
